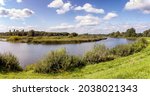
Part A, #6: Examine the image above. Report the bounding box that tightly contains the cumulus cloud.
[103,12,118,20]
[75,14,101,26]
[48,0,64,8]
[48,0,72,14]
[74,3,104,14]
[48,15,101,33]
[125,0,150,14]
[0,0,5,6]
[0,7,34,19]
[56,2,72,14]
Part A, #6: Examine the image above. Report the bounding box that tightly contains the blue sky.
[0,0,150,34]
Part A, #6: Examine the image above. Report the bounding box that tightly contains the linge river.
[0,38,133,68]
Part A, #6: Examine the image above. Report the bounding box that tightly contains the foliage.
[0,30,74,37]
[110,38,148,57]
[0,53,23,72]
[109,28,137,37]
[70,32,78,37]
[84,38,148,63]
[143,29,150,37]
[84,45,115,64]
[7,36,21,41]
[1,38,150,79]
[34,48,85,73]
[125,28,136,37]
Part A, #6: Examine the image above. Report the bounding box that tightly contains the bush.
[7,36,21,41]
[0,53,23,72]
[34,48,85,73]
[110,38,148,57]
[110,44,133,57]
[84,45,115,64]
[84,38,148,64]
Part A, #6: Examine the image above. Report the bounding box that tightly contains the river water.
[0,38,133,68]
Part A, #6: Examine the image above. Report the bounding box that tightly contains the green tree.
[70,32,78,37]
[143,29,150,37]
[28,30,35,37]
[125,28,137,37]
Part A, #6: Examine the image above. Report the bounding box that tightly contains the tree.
[125,28,137,37]
[70,32,78,37]
[143,29,150,37]
[28,30,35,37]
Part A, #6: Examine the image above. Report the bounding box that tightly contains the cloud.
[74,3,104,14]
[48,0,72,14]
[75,14,101,26]
[103,12,118,20]
[48,14,101,33]
[16,0,22,3]
[49,23,74,31]
[0,7,34,19]
[56,2,72,14]
[48,0,64,8]
[0,0,5,6]
[0,0,23,6]
[0,24,39,32]
[125,0,150,14]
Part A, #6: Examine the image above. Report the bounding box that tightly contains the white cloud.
[74,3,104,14]
[75,14,101,26]
[0,7,34,19]
[49,23,74,31]
[48,14,101,33]
[0,24,39,32]
[16,0,22,3]
[0,0,5,6]
[48,0,72,14]
[103,12,118,20]
[56,2,72,14]
[48,0,64,8]
[0,0,23,6]
[125,0,150,14]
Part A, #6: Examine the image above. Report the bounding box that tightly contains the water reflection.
[0,38,133,68]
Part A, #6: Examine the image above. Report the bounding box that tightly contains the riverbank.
[0,38,150,79]
[0,35,106,44]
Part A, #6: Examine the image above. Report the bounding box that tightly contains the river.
[0,38,133,68]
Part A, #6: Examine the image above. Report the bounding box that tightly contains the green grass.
[4,35,106,44]
[1,38,150,79]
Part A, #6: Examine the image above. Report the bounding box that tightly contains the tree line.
[108,28,150,37]
[0,28,150,37]
[0,29,78,37]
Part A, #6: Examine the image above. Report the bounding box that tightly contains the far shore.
[0,35,107,44]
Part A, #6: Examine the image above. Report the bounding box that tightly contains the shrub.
[84,38,148,64]
[0,53,23,72]
[110,38,148,57]
[34,48,85,73]
[110,44,133,57]
[7,36,21,41]
[84,45,115,64]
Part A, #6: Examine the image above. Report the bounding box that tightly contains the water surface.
[0,38,133,68]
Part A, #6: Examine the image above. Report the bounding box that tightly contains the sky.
[0,0,150,34]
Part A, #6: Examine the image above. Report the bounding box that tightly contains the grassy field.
[0,38,150,79]
[1,35,106,44]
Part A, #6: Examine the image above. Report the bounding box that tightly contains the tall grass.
[34,48,85,73]
[0,53,23,72]
[84,45,115,64]
[84,38,148,64]
[111,38,148,57]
